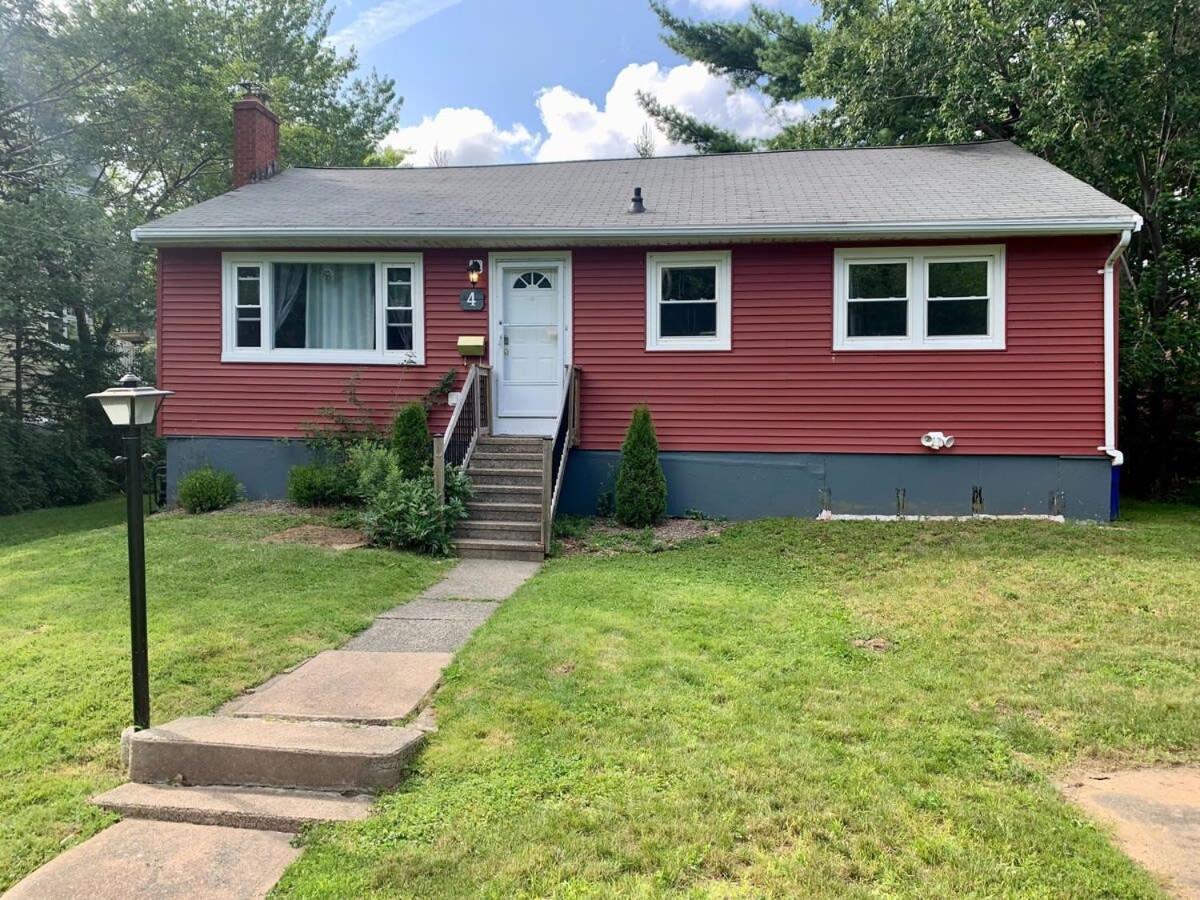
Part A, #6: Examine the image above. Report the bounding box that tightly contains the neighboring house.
[134,92,1140,530]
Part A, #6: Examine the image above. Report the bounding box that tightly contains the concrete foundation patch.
[1061,766,1200,898]
[379,598,500,623]
[4,820,298,900]
[93,782,373,833]
[344,617,481,652]
[230,650,453,724]
[419,558,541,600]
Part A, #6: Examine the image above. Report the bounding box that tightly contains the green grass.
[276,502,1200,898]
[0,500,448,891]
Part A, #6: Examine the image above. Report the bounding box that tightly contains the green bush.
[287,462,358,507]
[0,415,112,515]
[177,466,241,513]
[349,443,471,555]
[614,405,667,527]
[391,401,431,480]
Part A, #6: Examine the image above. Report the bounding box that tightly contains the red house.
[135,94,1140,554]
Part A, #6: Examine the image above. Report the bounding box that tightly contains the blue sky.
[326,0,815,166]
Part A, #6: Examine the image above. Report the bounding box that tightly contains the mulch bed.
[263,524,368,550]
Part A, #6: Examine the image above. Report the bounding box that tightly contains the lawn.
[276,503,1200,898]
[0,500,448,891]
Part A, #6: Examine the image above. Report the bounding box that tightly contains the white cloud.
[534,61,804,162]
[687,0,770,11]
[329,0,462,54]
[384,107,539,167]
[384,60,805,167]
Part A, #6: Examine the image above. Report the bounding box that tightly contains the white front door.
[491,254,570,435]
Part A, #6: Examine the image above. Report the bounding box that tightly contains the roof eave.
[131,216,1143,247]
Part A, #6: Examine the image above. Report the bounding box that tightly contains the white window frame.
[220,252,425,364]
[646,250,732,351]
[833,244,1005,351]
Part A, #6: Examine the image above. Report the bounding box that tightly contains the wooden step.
[127,716,425,793]
[470,451,543,470]
[92,782,373,833]
[465,501,542,523]
[470,483,544,502]
[468,467,544,486]
[476,438,545,453]
[454,538,544,562]
[456,519,542,541]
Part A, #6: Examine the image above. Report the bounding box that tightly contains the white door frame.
[488,251,572,435]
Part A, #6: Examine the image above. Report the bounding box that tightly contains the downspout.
[1098,226,1136,467]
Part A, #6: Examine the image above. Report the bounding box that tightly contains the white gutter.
[130,216,1143,245]
[1098,225,1138,466]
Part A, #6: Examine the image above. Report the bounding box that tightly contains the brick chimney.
[232,87,279,188]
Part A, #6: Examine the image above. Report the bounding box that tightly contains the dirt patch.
[550,661,576,676]
[263,525,368,550]
[1059,766,1200,898]
[557,516,729,556]
[851,637,896,653]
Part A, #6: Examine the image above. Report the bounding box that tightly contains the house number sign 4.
[459,289,486,311]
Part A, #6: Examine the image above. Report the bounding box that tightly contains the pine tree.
[614,405,667,526]
[391,401,430,479]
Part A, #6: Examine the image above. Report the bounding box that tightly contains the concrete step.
[470,451,544,470]
[471,483,544,503]
[92,782,373,833]
[3,820,299,900]
[454,537,545,562]
[128,716,425,793]
[466,500,542,523]
[456,519,542,541]
[467,467,544,486]
[224,650,452,725]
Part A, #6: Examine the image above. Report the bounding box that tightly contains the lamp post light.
[87,373,173,730]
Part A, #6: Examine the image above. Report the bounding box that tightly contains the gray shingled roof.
[133,141,1139,246]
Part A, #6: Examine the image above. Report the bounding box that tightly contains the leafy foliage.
[0,0,406,507]
[391,401,431,480]
[348,442,471,555]
[649,0,1200,496]
[176,465,240,513]
[0,410,111,514]
[286,462,358,507]
[615,405,667,527]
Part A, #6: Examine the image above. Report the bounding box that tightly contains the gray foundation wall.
[167,437,1114,520]
[167,437,314,502]
[557,450,1114,521]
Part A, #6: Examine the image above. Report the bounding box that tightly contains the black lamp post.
[87,373,173,730]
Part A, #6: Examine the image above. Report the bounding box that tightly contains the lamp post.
[87,373,173,730]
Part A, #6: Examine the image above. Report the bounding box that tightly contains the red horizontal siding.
[157,248,486,438]
[572,237,1110,456]
[158,237,1111,456]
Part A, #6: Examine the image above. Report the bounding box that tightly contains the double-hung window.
[221,253,424,364]
[646,251,732,351]
[833,245,1005,351]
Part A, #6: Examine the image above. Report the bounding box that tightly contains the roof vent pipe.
[629,186,645,214]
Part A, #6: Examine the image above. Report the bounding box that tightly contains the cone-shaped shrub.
[614,405,667,526]
[391,401,431,479]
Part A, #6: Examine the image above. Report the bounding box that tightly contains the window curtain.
[273,263,306,347]
[306,263,375,349]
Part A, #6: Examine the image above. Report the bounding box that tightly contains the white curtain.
[306,263,375,349]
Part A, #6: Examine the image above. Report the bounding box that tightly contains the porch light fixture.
[467,259,483,285]
[86,373,173,730]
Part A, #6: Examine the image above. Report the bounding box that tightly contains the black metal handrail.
[544,365,580,549]
[434,364,490,499]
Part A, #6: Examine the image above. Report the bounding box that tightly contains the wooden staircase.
[436,363,580,563]
[453,437,547,562]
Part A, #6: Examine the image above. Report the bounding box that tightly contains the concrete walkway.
[4,557,540,900]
